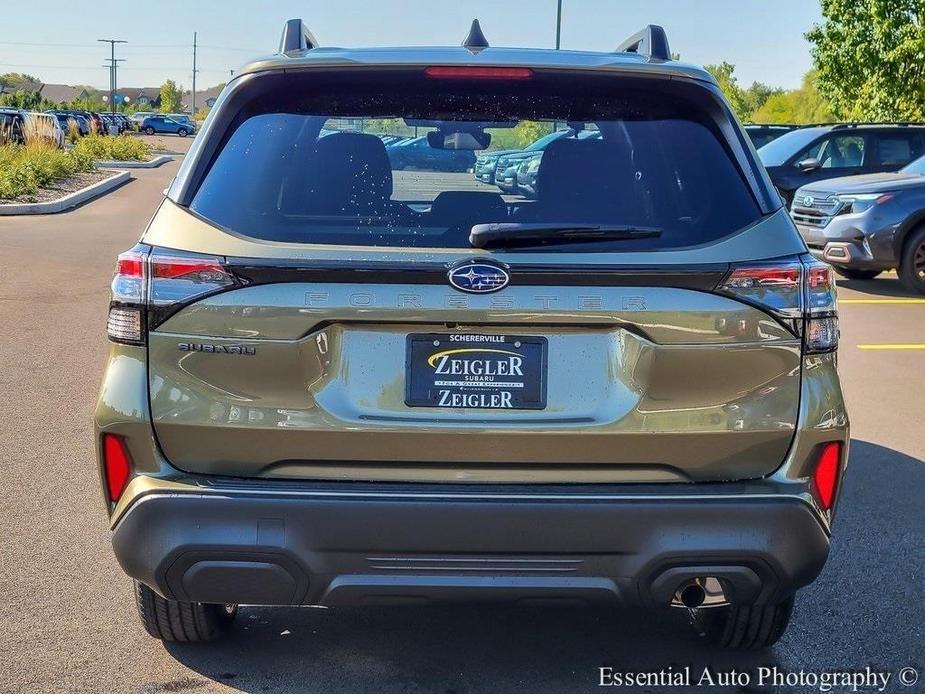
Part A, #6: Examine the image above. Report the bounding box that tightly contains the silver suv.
[95,19,848,650]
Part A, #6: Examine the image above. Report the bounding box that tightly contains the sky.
[0,0,823,92]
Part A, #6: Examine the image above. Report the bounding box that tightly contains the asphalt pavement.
[0,149,923,693]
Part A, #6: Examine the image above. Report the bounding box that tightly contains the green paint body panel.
[146,283,806,483]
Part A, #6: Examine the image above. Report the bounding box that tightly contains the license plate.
[405,334,547,410]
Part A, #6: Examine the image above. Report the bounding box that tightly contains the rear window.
[188,70,761,251]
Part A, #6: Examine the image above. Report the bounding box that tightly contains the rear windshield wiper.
[469,222,662,248]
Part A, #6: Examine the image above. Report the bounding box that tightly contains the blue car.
[141,115,195,137]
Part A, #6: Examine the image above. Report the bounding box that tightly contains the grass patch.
[74,134,152,162]
[0,142,95,202]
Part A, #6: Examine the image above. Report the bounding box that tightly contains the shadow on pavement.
[161,440,923,694]
[837,275,921,298]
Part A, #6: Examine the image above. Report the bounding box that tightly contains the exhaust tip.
[679,582,706,608]
[670,577,729,609]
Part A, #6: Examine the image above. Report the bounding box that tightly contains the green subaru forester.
[95,20,849,649]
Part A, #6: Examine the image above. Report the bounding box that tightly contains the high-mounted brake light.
[812,441,842,511]
[424,66,533,80]
[102,433,132,503]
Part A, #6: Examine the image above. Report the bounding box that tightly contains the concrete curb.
[95,155,173,169]
[0,170,131,216]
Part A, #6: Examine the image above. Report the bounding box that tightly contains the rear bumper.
[113,484,830,608]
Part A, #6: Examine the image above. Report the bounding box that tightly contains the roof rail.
[278,18,319,54]
[828,121,925,128]
[616,25,671,62]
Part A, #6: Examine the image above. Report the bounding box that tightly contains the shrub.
[0,141,96,201]
[66,119,80,144]
[73,134,152,162]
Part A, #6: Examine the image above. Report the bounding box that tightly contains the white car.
[130,112,156,128]
[22,111,65,148]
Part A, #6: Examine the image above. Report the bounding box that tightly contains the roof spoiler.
[279,18,319,54]
[616,25,671,62]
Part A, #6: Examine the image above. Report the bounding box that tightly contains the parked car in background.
[514,151,543,198]
[22,111,65,147]
[495,130,602,193]
[48,111,88,137]
[474,146,527,184]
[111,113,133,132]
[791,153,925,293]
[476,129,582,186]
[78,111,107,135]
[100,113,122,135]
[0,108,26,144]
[141,114,195,137]
[131,111,156,129]
[386,135,475,172]
[167,113,196,127]
[73,114,91,136]
[744,124,799,149]
[758,123,925,205]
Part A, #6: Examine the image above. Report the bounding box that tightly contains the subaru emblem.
[447,261,510,294]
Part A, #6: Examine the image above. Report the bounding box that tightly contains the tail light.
[718,255,838,354]
[102,433,132,503]
[812,441,843,511]
[107,243,239,345]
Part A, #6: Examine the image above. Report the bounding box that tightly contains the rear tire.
[833,267,881,280]
[690,596,794,650]
[898,227,925,294]
[144,126,155,135]
[134,580,237,642]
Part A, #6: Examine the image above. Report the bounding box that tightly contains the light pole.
[98,39,127,112]
[555,0,562,50]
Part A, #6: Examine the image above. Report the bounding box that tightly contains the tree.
[704,62,748,120]
[807,0,925,121]
[750,70,835,124]
[0,72,40,91]
[489,121,552,150]
[741,82,783,116]
[160,80,183,113]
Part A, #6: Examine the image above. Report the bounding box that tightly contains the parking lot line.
[857,344,925,350]
[840,299,925,304]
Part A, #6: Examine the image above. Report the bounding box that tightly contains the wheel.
[833,267,881,280]
[898,226,925,294]
[144,127,155,135]
[134,580,237,642]
[690,596,794,650]
[178,128,188,137]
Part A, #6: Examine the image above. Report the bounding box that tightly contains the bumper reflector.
[813,442,842,511]
[102,434,132,503]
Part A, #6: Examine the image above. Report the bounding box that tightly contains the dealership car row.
[0,107,197,146]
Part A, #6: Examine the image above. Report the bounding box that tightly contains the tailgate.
[149,281,800,483]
